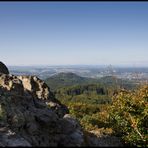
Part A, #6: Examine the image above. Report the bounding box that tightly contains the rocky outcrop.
[0,62,9,74]
[85,130,124,147]
[0,68,84,146]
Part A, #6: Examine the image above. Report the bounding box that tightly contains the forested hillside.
[45,72,136,91]
[45,72,94,90]
[45,72,147,147]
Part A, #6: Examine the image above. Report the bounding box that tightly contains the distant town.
[8,65,148,83]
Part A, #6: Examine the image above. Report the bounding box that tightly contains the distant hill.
[45,72,137,91]
[97,76,137,90]
[45,72,97,90]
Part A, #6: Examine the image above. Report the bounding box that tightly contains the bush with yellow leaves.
[109,85,148,147]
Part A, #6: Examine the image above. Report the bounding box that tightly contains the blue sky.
[0,2,148,66]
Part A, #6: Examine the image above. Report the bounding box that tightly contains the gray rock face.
[0,62,9,74]
[85,130,124,147]
[0,127,31,147]
[0,64,85,147]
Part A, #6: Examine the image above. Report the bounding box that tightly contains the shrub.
[109,85,148,147]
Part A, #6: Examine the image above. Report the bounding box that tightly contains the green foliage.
[55,83,111,105]
[109,85,148,147]
[55,83,112,131]
[66,102,110,131]
[45,72,144,146]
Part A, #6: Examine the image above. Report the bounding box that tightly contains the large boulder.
[0,64,85,146]
[0,62,9,74]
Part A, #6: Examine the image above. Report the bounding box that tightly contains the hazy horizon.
[7,64,148,68]
[1,2,148,66]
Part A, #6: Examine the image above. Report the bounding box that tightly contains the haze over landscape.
[0,2,147,147]
[0,2,148,66]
